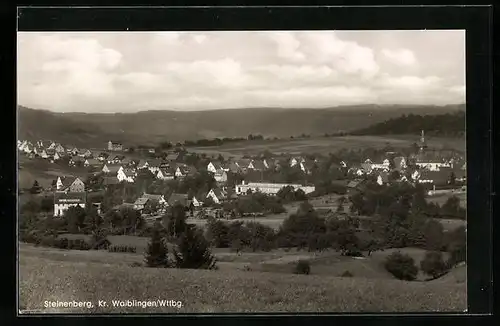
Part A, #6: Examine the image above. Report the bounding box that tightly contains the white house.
[53,192,86,217]
[207,161,224,174]
[214,169,228,183]
[234,181,315,196]
[56,176,85,192]
[416,161,451,171]
[206,188,227,204]
[157,168,175,180]
[117,168,136,183]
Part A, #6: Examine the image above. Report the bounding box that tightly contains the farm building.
[56,176,85,192]
[234,181,315,196]
[53,191,87,217]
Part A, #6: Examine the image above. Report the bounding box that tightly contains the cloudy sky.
[17,30,465,113]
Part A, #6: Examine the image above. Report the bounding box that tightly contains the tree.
[63,205,87,233]
[384,251,419,281]
[173,226,217,269]
[163,203,188,239]
[144,227,170,268]
[420,251,448,279]
[206,217,230,248]
[30,180,42,194]
[84,205,102,232]
[423,219,445,251]
[445,226,466,267]
[336,196,347,213]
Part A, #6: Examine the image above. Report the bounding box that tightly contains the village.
[17,131,466,225]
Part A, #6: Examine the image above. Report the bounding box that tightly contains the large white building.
[234,181,315,196]
[53,192,87,217]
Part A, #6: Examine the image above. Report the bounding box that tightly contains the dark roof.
[103,177,120,185]
[166,153,179,161]
[103,164,122,174]
[142,193,164,201]
[85,158,101,165]
[168,193,189,206]
[54,191,86,204]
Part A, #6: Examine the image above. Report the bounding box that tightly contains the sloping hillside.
[17,106,116,147]
[351,110,465,137]
[18,104,464,146]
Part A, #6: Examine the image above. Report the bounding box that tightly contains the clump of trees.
[384,251,419,281]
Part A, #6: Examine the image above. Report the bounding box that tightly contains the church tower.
[419,130,427,151]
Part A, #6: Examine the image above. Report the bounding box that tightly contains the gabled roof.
[168,193,189,206]
[103,164,122,174]
[251,160,266,170]
[85,158,101,165]
[103,176,120,185]
[147,159,162,167]
[133,197,149,206]
[165,152,179,161]
[235,159,251,168]
[142,193,164,201]
[209,188,227,199]
[123,169,136,177]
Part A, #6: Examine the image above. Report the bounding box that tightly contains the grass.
[188,135,465,157]
[19,253,466,313]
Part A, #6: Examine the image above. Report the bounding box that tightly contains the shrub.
[294,260,311,275]
[130,262,143,267]
[420,251,449,279]
[108,245,137,253]
[384,251,418,281]
[445,226,466,267]
[144,227,170,268]
[173,226,217,270]
[341,270,354,277]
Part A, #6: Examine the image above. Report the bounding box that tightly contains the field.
[19,243,466,313]
[187,135,465,157]
[18,155,89,189]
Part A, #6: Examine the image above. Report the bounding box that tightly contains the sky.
[17,30,465,113]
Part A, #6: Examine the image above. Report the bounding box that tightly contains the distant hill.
[18,104,465,147]
[350,110,465,137]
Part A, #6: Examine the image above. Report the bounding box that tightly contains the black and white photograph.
[18,29,467,313]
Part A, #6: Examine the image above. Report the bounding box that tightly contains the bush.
[294,260,311,275]
[445,226,466,267]
[341,270,354,277]
[173,226,217,270]
[384,251,418,281]
[144,227,170,268]
[108,245,137,253]
[420,251,449,279]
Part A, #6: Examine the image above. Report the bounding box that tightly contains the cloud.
[17,31,465,112]
[381,48,417,66]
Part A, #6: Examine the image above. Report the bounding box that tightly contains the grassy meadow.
[19,244,466,313]
[187,135,465,157]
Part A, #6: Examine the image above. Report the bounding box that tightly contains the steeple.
[419,130,427,151]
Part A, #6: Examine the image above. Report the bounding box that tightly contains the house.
[157,168,175,180]
[299,160,316,174]
[214,169,228,183]
[39,149,49,159]
[67,146,79,156]
[416,161,451,171]
[165,152,179,162]
[137,160,149,169]
[121,157,134,167]
[23,143,34,154]
[234,181,315,196]
[117,168,136,183]
[79,149,93,158]
[417,170,451,185]
[376,171,390,185]
[56,176,85,192]
[207,161,224,174]
[48,142,57,150]
[227,162,243,174]
[102,164,123,175]
[175,165,197,178]
[142,193,167,206]
[69,156,84,167]
[133,197,149,211]
[108,141,123,151]
[110,155,126,164]
[53,151,65,161]
[167,193,191,208]
[235,159,252,171]
[190,195,204,208]
[54,144,65,153]
[97,152,110,162]
[206,188,228,204]
[290,157,305,167]
[84,158,101,168]
[53,192,87,217]
[394,156,407,171]
[147,159,163,174]
[248,160,266,171]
